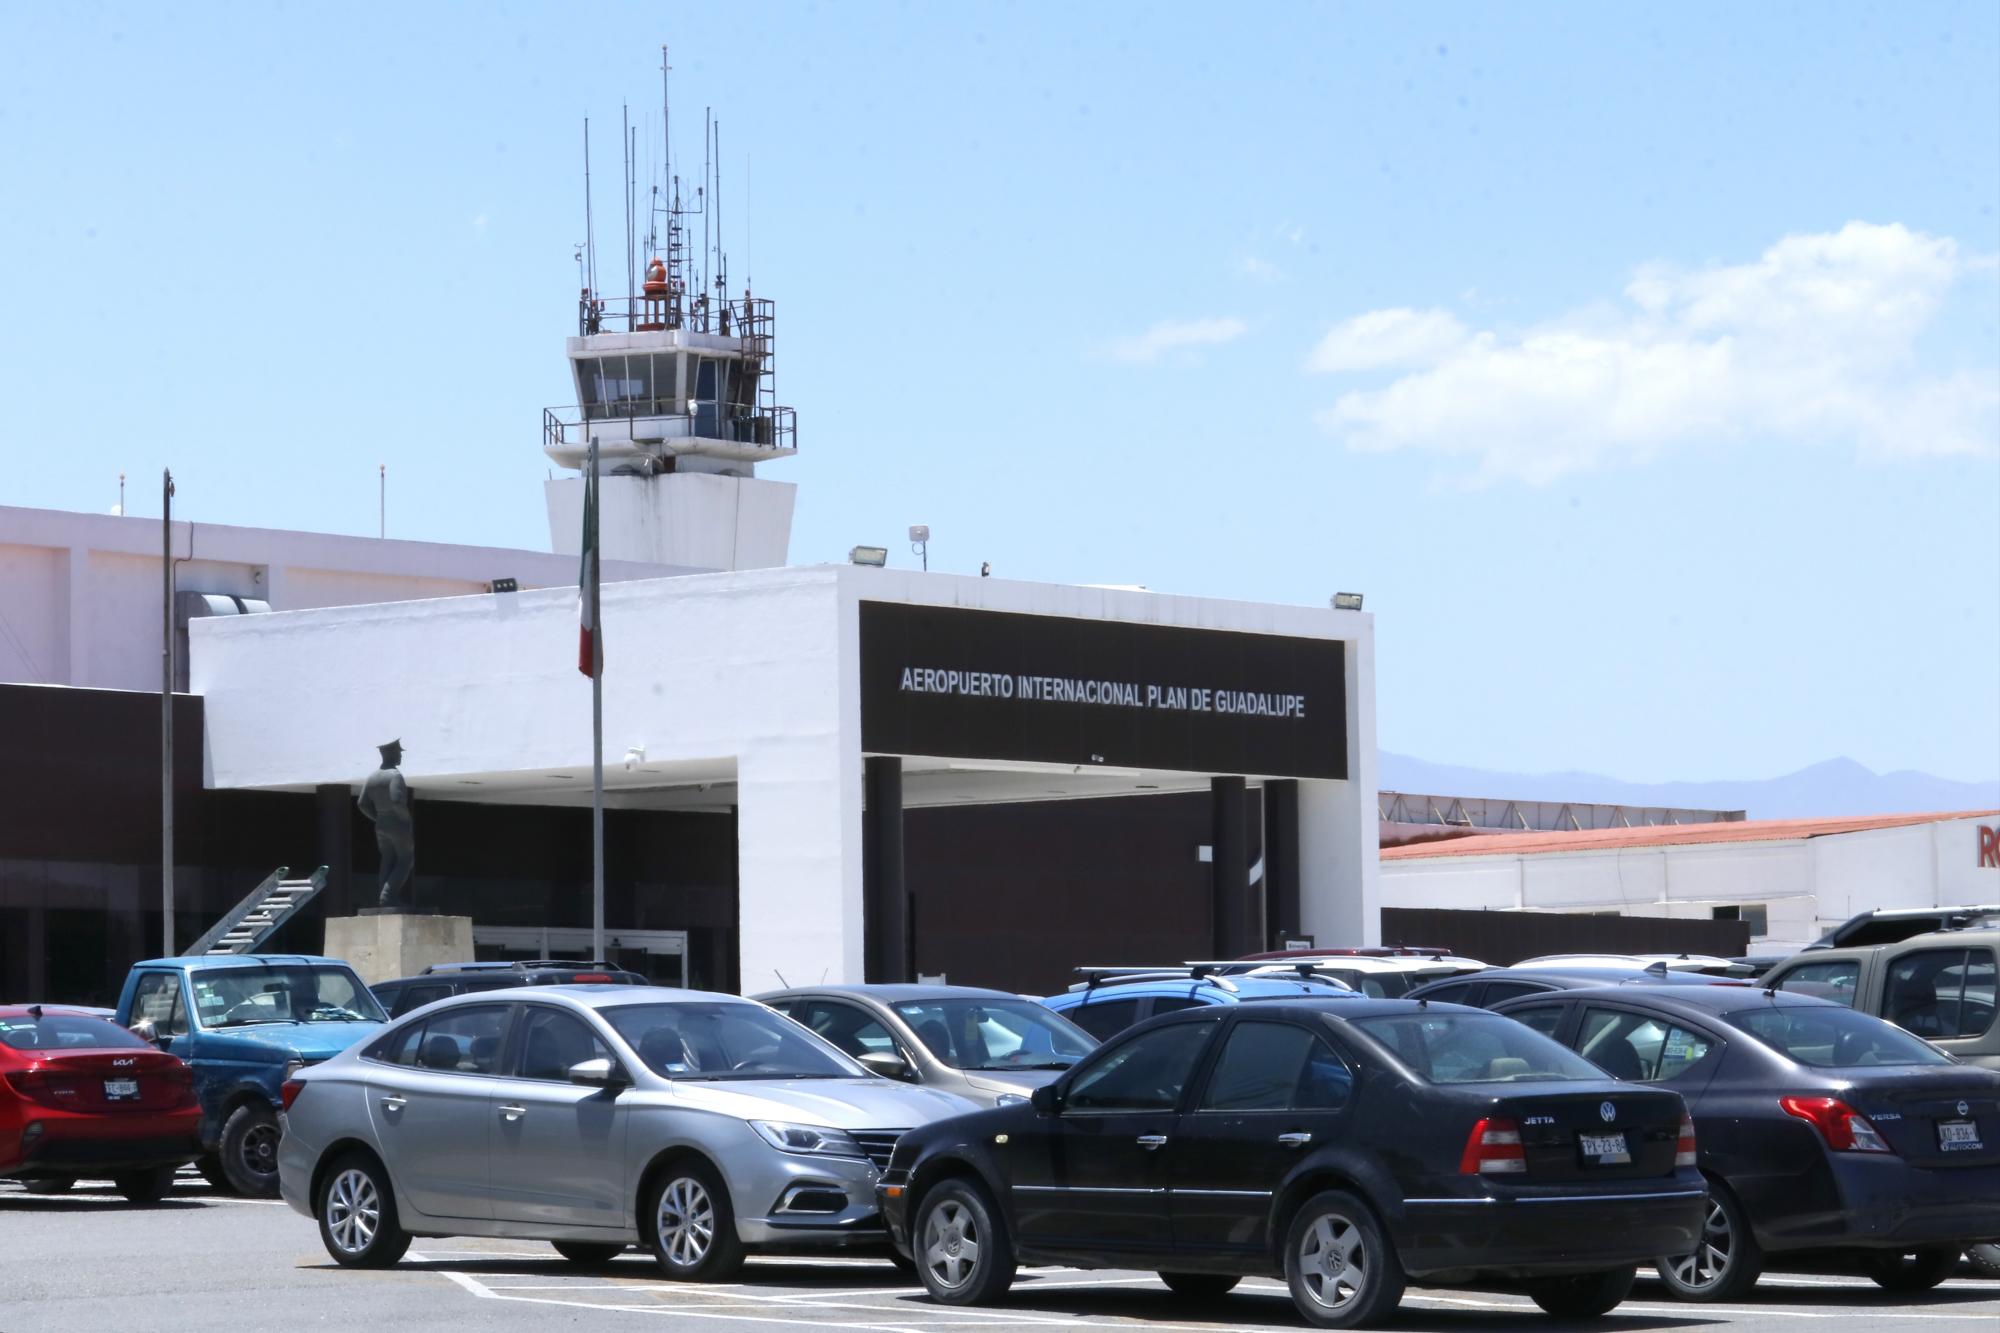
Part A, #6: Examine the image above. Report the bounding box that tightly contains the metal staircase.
[184,865,329,956]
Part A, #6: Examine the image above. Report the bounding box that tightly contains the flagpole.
[588,438,606,964]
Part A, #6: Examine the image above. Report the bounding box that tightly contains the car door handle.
[379,1095,407,1112]
[1136,1134,1169,1150]
[498,1104,527,1121]
[1278,1132,1313,1148]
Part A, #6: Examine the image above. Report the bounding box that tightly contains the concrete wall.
[1380,815,2000,949]
[0,504,691,693]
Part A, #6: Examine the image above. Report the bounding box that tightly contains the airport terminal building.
[0,283,1377,1002]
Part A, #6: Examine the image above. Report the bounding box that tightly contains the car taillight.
[280,1078,306,1112]
[5,1070,77,1108]
[1779,1096,1892,1153]
[1675,1112,1698,1167]
[1459,1117,1527,1174]
[572,973,612,983]
[164,1063,196,1107]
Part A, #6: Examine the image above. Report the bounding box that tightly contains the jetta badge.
[1599,1101,1616,1123]
[1960,1100,1971,1117]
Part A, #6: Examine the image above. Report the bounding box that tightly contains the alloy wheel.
[1297,1211,1366,1311]
[923,1198,981,1291]
[325,1168,380,1257]
[1667,1198,1734,1290]
[656,1176,715,1268]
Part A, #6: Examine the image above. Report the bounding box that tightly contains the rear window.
[0,1012,150,1051]
[1353,1012,1607,1084]
[1725,1005,1954,1068]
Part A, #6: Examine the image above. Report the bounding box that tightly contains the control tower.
[545,63,797,571]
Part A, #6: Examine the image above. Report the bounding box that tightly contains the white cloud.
[1311,222,1999,483]
[1306,308,1468,372]
[1235,254,1282,283]
[1104,316,1248,366]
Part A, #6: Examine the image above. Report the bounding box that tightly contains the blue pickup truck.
[113,955,384,1196]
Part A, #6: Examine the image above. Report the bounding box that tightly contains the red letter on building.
[1980,826,1999,869]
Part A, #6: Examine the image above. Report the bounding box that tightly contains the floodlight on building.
[1331,592,1364,611]
[849,546,889,567]
[489,577,519,594]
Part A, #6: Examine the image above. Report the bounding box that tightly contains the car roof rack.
[421,959,626,975]
[1187,961,1362,989]
[1069,965,1238,993]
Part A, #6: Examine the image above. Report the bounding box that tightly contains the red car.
[1,1004,202,1201]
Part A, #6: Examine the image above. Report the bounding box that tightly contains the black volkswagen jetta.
[1493,983,2000,1301]
[877,997,1704,1328]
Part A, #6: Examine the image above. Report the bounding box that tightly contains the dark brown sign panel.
[859,602,1348,779]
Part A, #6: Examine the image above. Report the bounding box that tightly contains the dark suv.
[369,960,646,1018]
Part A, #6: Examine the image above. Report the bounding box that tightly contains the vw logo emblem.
[1599,1101,1616,1123]
[1959,1100,1971,1117]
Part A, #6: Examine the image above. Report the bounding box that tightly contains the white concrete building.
[1380,812,2000,952]
[0,264,1378,1002]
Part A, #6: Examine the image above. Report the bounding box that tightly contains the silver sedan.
[757,983,1096,1107]
[276,985,975,1279]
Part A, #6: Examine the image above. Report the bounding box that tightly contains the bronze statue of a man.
[357,739,415,911]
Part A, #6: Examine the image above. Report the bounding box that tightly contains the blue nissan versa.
[1041,966,1356,1041]
[878,997,1703,1328]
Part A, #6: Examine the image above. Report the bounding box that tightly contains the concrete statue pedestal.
[324,912,473,986]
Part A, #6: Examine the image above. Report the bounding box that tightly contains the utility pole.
[161,469,176,955]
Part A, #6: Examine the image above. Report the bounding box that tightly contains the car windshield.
[891,998,1096,1071]
[191,967,387,1027]
[0,1012,152,1051]
[1724,1005,1954,1068]
[606,1002,864,1080]
[1353,1012,1607,1084]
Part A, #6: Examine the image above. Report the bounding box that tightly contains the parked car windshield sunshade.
[1353,1012,1607,1084]
[1724,1006,1955,1068]
[191,966,387,1027]
[0,1012,153,1051]
[891,998,1096,1071]
[607,1001,865,1080]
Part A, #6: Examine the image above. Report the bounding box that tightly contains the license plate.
[1579,1131,1630,1162]
[1939,1120,1983,1151]
[103,1078,139,1100]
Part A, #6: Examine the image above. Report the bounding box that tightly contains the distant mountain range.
[1379,754,2000,822]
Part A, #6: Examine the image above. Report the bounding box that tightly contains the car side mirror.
[858,1052,917,1082]
[1030,1083,1061,1115]
[128,1019,162,1048]
[567,1057,628,1089]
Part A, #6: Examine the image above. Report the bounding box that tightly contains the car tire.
[316,1152,410,1269]
[1283,1189,1405,1329]
[196,1154,231,1190]
[552,1241,626,1265]
[644,1159,744,1283]
[21,1177,76,1194]
[1967,1243,2000,1279]
[1655,1183,1763,1302]
[914,1178,1017,1306]
[1526,1266,1637,1318]
[1158,1272,1241,1299]
[218,1102,282,1198]
[113,1166,178,1204]
[1860,1246,1960,1292]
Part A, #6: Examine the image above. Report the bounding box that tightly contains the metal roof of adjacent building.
[1380,810,2000,861]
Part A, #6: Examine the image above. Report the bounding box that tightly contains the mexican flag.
[577,454,602,677]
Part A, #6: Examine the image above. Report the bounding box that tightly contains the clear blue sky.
[3,4,1995,784]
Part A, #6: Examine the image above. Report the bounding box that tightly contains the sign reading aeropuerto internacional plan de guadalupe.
[858,601,1348,780]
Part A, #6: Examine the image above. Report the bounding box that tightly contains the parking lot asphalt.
[5,1175,1998,1333]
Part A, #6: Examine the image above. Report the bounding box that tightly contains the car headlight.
[750,1121,867,1159]
[993,1093,1028,1108]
